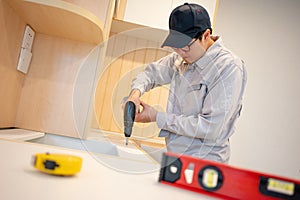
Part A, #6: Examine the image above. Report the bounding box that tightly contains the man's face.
[172,38,206,64]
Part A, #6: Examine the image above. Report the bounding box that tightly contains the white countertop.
[0,139,214,200]
[0,128,44,141]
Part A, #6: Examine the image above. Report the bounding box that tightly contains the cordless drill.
[123,101,136,145]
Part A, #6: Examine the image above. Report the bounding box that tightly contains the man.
[123,3,247,163]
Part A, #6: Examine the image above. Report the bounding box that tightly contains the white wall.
[214,0,300,179]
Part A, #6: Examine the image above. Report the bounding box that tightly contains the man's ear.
[202,29,211,41]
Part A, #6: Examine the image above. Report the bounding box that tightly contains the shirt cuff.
[131,86,145,96]
[156,112,168,129]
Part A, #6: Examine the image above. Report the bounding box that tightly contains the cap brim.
[161,30,193,48]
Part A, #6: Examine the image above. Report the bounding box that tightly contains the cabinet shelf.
[111,19,168,43]
[6,0,104,44]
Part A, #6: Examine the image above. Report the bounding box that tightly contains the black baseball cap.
[161,3,211,48]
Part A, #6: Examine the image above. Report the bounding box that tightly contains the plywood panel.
[114,0,127,20]
[94,36,116,129]
[109,36,136,132]
[0,0,26,127]
[62,0,110,23]
[98,34,127,132]
[73,44,102,137]
[15,33,95,137]
[136,41,160,137]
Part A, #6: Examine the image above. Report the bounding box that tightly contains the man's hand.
[135,101,157,123]
[122,89,141,114]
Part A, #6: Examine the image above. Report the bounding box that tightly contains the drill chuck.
[124,101,136,140]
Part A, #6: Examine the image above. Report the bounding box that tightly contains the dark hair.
[195,28,212,40]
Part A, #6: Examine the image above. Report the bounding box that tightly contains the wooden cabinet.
[1,0,115,138]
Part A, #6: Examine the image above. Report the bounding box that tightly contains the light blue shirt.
[131,37,247,163]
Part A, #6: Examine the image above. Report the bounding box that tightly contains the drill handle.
[124,101,136,137]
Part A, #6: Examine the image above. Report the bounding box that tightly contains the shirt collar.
[194,36,223,70]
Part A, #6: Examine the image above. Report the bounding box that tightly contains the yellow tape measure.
[32,153,82,176]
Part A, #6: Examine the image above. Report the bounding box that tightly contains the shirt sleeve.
[156,62,246,141]
[130,53,177,95]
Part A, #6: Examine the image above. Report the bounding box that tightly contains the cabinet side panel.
[0,0,26,127]
[15,33,95,137]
